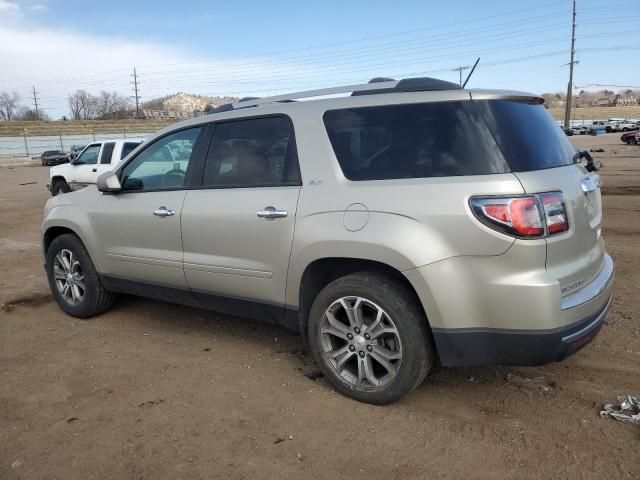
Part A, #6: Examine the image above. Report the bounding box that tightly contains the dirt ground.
[1,133,638,480]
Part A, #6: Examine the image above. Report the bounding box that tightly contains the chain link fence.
[0,131,153,158]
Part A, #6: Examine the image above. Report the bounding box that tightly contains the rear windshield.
[323,99,576,181]
[323,101,509,180]
[473,100,575,172]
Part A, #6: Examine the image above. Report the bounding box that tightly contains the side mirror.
[97,171,122,193]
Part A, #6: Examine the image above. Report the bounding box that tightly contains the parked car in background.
[41,150,69,166]
[618,120,639,132]
[48,139,143,195]
[620,130,639,144]
[565,126,587,136]
[42,77,614,404]
[69,144,87,159]
[587,121,612,133]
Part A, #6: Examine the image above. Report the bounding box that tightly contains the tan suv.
[42,78,614,404]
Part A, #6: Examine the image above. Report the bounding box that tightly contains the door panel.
[92,191,188,287]
[181,187,300,314]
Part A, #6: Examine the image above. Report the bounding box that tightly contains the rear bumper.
[432,293,612,366]
[408,250,615,367]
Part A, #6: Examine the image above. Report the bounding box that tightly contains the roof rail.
[225,76,461,111]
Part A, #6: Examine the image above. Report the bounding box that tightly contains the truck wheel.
[45,233,115,318]
[307,272,434,405]
[51,179,71,196]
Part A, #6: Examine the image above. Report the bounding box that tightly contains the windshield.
[474,100,576,172]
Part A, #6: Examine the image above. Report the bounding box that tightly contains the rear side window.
[100,142,115,164]
[323,102,509,181]
[121,142,140,159]
[203,116,301,188]
[474,100,575,172]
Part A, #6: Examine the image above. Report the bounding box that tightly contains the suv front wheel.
[45,233,115,318]
[308,272,434,404]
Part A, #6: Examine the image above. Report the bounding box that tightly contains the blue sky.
[1,0,639,118]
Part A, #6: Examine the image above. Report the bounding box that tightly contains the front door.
[68,143,102,187]
[181,116,302,323]
[91,126,205,289]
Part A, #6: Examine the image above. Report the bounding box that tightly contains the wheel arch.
[294,257,439,348]
[42,214,101,272]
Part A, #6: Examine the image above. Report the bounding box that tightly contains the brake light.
[470,192,568,238]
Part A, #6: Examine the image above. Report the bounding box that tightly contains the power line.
[564,0,577,129]
[31,85,40,120]
[131,67,141,120]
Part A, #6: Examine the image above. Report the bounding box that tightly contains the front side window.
[76,144,101,165]
[120,127,202,191]
[100,142,115,164]
[203,116,300,188]
[323,102,509,181]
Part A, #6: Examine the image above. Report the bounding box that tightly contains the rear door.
[475,98,605,297]
[181,116,301,323]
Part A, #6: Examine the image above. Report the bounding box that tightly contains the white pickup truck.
[48,139,144,195]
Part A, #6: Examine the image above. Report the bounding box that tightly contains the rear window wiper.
[573,150,599,172]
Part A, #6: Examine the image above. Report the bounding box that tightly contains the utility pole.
[563,0,577,129]
[453,66,470,87]
[131,67,141,119]
[32,85,40,120]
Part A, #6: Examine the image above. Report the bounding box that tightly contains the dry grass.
[547,105,640,122]
[0,119,175,137]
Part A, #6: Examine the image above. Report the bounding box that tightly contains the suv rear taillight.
[470,192,568,238]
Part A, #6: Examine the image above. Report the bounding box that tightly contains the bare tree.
[0,91,21,121]
[67,90,99,120]
[96,91,131,119]
[16,107,50,121]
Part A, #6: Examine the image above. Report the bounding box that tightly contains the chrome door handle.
[153,206,175,217]
[257,206,288,219]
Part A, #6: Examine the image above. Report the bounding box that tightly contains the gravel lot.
[1,133,639,479]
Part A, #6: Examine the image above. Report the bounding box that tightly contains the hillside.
[143,93,238,112]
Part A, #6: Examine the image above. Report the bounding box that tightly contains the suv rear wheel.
[308,272,433,404]
[45,233,115,318]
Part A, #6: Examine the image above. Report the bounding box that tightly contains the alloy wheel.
[320,296,402,390]
[53,249,85,305]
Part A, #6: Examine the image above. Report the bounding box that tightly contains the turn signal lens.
[540,193,569,235]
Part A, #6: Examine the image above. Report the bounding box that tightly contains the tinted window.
[203,116,300,187]
[100,142,115,164]
[76,144,101,165]
[121,127,202,191]
[323,102,509,181]
[121,142,141,159]
[474,100,576,172]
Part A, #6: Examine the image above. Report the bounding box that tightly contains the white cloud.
[0,0,20,14]
[31,4,47,12]
[0,24,318,118]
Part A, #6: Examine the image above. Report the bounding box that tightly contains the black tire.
[307,272,434,405]
[631,138,637,145]
[51,179,71,196]
[45,233,115,318]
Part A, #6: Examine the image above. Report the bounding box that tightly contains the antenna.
[462,57,481,88]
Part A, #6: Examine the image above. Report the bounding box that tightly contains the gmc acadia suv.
[42,77,614,404]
